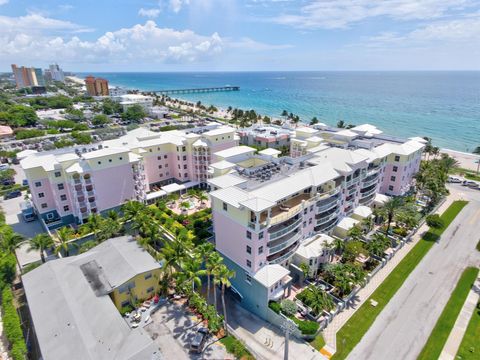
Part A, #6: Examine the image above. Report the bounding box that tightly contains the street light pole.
[281,317,297,360]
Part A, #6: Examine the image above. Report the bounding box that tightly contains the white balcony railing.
[268,217,302,241]
[268,232,302,255]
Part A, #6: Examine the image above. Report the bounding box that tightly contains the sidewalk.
[439,276,480,360]
[321,194,460,352]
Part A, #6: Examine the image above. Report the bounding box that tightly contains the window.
[304,208,307,215]
[394,155,400,162]
[60,194,67,201]
[388,185,394,191]
[183,164,187,169]
[157,156,161,160]
[159,174,163,177]
[149,149,152,152]
[38,192,45,198]
[310,205,314,212]
[144,272,152,280]
[35,181,42,187]
[177,156,180,160]
[259,232,264,240]
[223,202,228,211]
[54,171,61,177]
[178,165,181,169]
[46,212,54,219]
[146,287,154,293]
[309,259,313,266]
[393,166,398,172]
[58,183,64,190]
[258,246,263,254]
[108,159,112,163]
[98,161,101,165]
[165,164,168,168]
[118,281,136,294]
[41,203,48,209]
[245,273,252,284]
[184,173,188,178]
[182,146,186,152]
[246,245,251,254]
[390,176,396,182]
[309,218,312,224]
[119,157,123,160]
[158,165,162,169]
[63,205,69,212]
[164,155,168,159]
[303,221,306,228]
[246,231,252,239]
[183,155,187,161]
[246,260,252,268]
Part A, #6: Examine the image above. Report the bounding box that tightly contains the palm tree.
[54,226,77,257]
[198,192,209,205]
[83,213,104,241]
[337,120,346,128]
[380,197,404,233]
[307,286,334,315]
[180,201,190,213]
[310,117,319,126]
[0,227,24,268]
[332,237,346,255]
[179,256,205,292]
[107,209,119,221]
[347,225,363,241]
[28,233,54,263]
[215,265,235,334]
[474,146,480,174]
[195,243,216,301]
[122,200,145,221]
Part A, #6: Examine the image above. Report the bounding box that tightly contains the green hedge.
[220,335,254,360]
[1,287,27,360]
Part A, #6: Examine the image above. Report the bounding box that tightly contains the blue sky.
[1,0,479,71]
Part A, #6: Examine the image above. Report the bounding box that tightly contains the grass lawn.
[456,300,480,359]
[451,167,480,181]
[418,267,479,360]
[310,334,325,350]
[220,335,254,360]
[317,200,469,360]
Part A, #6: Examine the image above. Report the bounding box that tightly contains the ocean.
[80,71,480,152]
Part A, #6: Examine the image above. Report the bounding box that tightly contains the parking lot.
[144,300,231,360]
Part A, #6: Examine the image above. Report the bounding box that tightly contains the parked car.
[462,180,477,187]
[189,327,209,353]
[22,179,28,186]
[447,176,462,183]
[0,164,10,171]
[1,179,15,186]
[3,190,22,200]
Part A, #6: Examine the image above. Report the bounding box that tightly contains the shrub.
[297,320,319,335]
[120,304,133,316]
[1,287,27,360]
[426,214,444,229]
[0,253,16,289]
[268,301,281,314]
[281,299,297,317]
[15,129,45,139]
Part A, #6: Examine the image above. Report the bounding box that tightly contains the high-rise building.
[84,76,109,96]
[49,64,65,82]
[11,64,45,88]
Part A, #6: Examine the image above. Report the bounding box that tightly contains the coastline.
[441,149,480,172]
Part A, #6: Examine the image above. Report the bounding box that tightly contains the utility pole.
[281,317,297,360]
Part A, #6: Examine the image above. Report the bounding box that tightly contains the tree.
[380,197,404,233]
[281,110,288,118]
[0,227,24,266]
[473,146,480,174]
[54,226,76,257]
[178,256,205,292]
[28,233,54,263]
[0,105,38,127]
[92,114,110,126]
[426,214,444,229]
[310,117,319,125]
[365,233,390,257]
[332,237,346,255]
[299,262,310,278]
[207,252,223,307]
[122,104,146,122]
[343,240,367,263]
[347,225,363,241]
[122,200,145,221]
[280,299,297,317]
[215,265,235,334]
[337,120,346,128]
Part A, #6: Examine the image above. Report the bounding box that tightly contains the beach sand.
[441,149,480,172]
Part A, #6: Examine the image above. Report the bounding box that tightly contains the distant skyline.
[1,0,480,72]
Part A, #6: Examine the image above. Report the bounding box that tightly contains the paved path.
[321,194,456,350]
[225,293,326,360]
[439,276,480,360]
[347,186,480,360]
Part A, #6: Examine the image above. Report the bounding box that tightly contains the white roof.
[336,217,359,231]
[253,264,290,287]
[351,124,383,135]
[162,183,185,193]
[16,149,37,160]
[295,234,334,259]
[210,160,236,170]
[258,148,281,156]
[146,189,167,200]
[335,129,359,138]
[214,146,256,160]
[409,136,428,144]
[203,126,235,136]
[374,139,425,156]
[192,139,208,147]
[82,147,130,160]
[239,197,276,212]
[296,127,318,134]
[374,193,390,204]
[311,147,368,172]
[207,174,247,189]
[373,144,393,158]
[353,205,373,218]
[354,148,379,162]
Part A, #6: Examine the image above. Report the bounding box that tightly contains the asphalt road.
[348,185,480,360]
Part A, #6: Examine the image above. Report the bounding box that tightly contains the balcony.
[269,193,311,226]
[316,209,340,226]
[360,187,377,199]
[362,177,378,188]
[84,178,92,185]
[75,184,82,192]
[366,167,381,177]
[268,217,302,241]
[87,190,95,197]
[315,217,339,232]
[268,231,302,255]
[248,221,268,231]
[268,241,300,265]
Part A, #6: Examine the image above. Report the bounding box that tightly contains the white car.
[447,176,462,183]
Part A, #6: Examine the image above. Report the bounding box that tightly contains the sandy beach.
[441,148,480,172]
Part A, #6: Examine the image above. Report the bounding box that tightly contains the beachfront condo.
[20,125,237,229]
[208,124,425,319]
[238,124,291,150]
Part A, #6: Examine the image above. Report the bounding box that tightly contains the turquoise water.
[82,71,480,152]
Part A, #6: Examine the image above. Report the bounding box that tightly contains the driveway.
[348,185,480,360]
[144,300,230,360]
[224,292,326,360]
[1,191,46,268]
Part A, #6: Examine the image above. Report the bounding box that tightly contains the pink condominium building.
[21,125,237,229]
[208,123,425,319]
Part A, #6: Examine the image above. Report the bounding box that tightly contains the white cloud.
[229,37,293,50]
[0,0,9,5]
[138,8,161,18]
[0,16,223,66]
[170,0,190,13]
[272,0,473,29]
